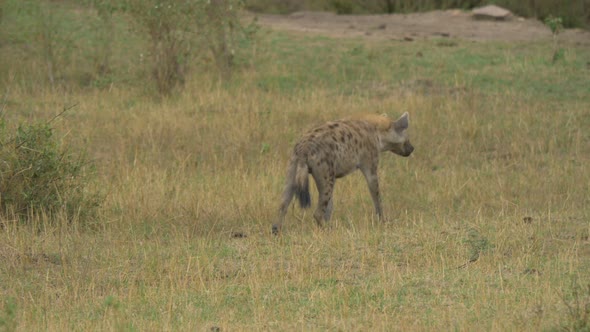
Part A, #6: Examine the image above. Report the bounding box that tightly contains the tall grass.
[0,3,589,331]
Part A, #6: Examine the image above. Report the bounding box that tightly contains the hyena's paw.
[272,224,281,235]
[312,217,332,229]
[377,214,391,223]
[313,211,326,227]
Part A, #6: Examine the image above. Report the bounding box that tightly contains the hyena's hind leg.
[311,170,335,227]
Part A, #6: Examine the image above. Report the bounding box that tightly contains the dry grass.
[1,26,589,331]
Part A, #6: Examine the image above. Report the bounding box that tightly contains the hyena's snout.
[399,140,414,157]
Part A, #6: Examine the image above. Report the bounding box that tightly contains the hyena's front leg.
[361,165,383,220]
[311,170,335,227]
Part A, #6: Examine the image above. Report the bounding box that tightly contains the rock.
[472,5,513,21]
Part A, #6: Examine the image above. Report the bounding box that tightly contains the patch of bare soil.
[255,10,590,44]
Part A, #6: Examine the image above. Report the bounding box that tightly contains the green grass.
[1,3,590,331]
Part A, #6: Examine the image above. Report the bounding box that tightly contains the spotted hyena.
[272,112,414,234]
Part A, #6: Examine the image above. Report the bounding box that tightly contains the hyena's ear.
[393,112,409,131]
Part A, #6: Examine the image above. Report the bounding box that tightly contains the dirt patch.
[255,10,590,44]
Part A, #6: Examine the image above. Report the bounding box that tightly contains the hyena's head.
[380,112,414,157]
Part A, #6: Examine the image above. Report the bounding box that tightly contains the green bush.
[1,0,78,88]
[122,0,257,94]
[0,118,102,222]
[122,0,198,95]
[0,0,258,94]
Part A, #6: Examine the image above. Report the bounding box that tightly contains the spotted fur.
[273,112,414,234]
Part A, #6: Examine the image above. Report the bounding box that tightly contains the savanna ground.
[1,5,590,331]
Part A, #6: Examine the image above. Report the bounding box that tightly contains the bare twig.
[48,102,78,125]
[11,103,78,150]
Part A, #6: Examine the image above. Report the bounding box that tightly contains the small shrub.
[122,0,257,95]
[1,0,78,90]
[201,0,257,81]
[123,0,197,95]
[84,0,119,77]
[545,15,564,63]
[0,117,102,222]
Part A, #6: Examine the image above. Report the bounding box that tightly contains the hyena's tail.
[274,156,310,234]
[294,158,311,208]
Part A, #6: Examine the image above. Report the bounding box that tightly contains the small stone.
[472,5,513,21]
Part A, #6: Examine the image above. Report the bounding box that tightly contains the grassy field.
[1,5,590,331]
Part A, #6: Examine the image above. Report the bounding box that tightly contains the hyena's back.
[294,119,382,178]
